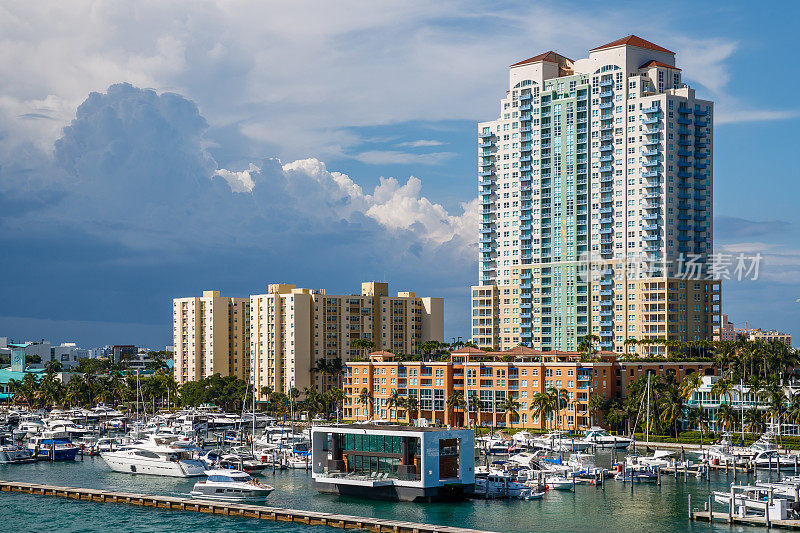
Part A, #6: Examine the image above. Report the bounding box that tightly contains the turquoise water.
[0,454,783,532]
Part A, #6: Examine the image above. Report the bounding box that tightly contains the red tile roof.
[451,346,487,354]
[591,35,674,55]
[639,60,681,71]
[510,51,570,67]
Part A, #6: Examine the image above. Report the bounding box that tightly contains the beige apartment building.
[250,282,444,397]
[174,282,444,396]
[173,291,250,385]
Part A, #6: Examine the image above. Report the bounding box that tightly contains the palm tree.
[531,390,555,431]
[680,372,703,401]
[710,378,734,405]
[386,389,403,423]
[716,403,737,433]
[658,380,685,439]
[497,397,520,427]
[324,388,345,422]
[577,334,601,357]
[446,391,466,427]
[588,394,605,427]
[404,396,419,424]
[466,392,480,429]
[358,387,373,419]
[744,407,765,436]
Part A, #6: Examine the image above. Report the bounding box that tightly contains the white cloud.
[351,150,457,166]
[717,242,800,284]
[397,139,446,148]
[278,158,477,250]
[6,0,795,164]
[215,163,259,193]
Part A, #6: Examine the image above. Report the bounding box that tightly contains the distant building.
[742,328,792,349]
[713,314,735,341]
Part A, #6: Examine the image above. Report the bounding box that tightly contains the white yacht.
[583,427,631,449]
[101,439,206,477]
[533,431,592,452]
[190,469,274,502]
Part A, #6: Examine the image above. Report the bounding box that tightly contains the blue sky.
[0,0,798,349]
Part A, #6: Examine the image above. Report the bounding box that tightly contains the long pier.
[0,480,497,533]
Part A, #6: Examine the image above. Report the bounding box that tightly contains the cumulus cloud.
[215,163,259,193]
[0,83,477,344]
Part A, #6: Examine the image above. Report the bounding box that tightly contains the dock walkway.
[0,480,497,533]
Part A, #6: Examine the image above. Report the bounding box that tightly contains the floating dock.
[0,480,496,533]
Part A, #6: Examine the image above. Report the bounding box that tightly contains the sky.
[1,0,799,349]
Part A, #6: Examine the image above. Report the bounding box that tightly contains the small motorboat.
[525,490,545,500]
[544,475,573,490]
[190,469,274,502]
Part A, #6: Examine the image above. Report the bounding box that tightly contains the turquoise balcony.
[642,106,661,114]
[599,79,613,87]
[641,116,660,124]
[519,93,532,101]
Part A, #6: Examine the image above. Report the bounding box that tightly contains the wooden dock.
[0,480,497,533]
[692,511,800,530]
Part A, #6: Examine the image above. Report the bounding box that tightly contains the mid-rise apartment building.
[250,282,443,396]
[174,283,444,395]
[173,290,251,385]
[472,35,720,355]
[344,348,717,429]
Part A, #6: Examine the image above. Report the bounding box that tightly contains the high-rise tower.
[471,36,720,355]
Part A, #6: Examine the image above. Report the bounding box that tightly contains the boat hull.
[101,454,205,477]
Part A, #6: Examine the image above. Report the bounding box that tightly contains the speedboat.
[583,427,631,449]
[28,431,79,461]
[0,444,36,464]
[100,439,206,477]
[543,475,573,490]
[190,469,274,502]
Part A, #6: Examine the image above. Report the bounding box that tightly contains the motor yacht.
[27,431,79,461]
[583,427,631,449]
[100,438,206,477]
[190,469,274,502]
[533,431,592,453]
